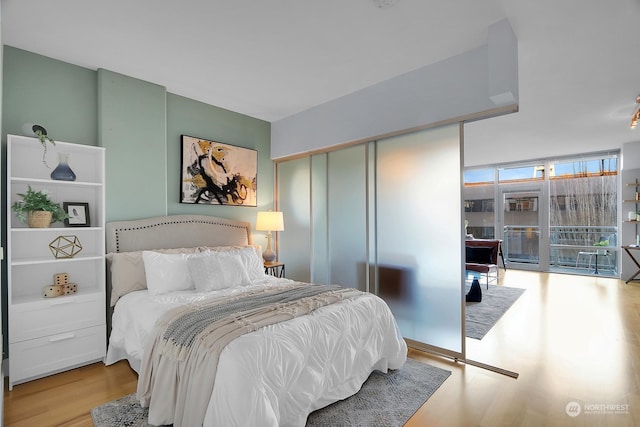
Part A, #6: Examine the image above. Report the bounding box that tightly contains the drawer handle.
[49,332,76,342]
[49,297,76,306]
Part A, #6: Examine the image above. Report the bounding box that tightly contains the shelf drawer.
[9,293,105,342]
[9,325,106,387]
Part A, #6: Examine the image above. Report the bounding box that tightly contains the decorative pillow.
[143,251,197,295]
[106,251,146,306]
[199,245,266,280]
[187,252,251,292]
[107,247,200,306]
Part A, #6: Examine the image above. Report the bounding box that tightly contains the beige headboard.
[106,214,253,253]
[104,215,254,330]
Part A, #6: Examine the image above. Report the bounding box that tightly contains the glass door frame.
[498,183,549,272]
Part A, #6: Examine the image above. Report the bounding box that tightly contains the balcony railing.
[502,225,618,274]
[503,226,540,264]
[549,225,617,274]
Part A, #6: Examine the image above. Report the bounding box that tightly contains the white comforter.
[106,275,407,427]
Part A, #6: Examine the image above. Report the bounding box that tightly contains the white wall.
[271,20,518,160]
[621,141,640,280]
[622,141,640,170]
[1,1,5,421]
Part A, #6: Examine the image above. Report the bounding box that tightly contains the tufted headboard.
[104,215,254,331]
[106,214,253,253]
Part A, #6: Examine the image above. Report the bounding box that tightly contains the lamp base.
[262,248,276,263]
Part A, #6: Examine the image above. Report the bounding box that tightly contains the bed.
[104,214,407,427]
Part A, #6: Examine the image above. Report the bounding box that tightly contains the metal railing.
[549,225,617,273]
[503,225,540,264]
[502,225,618,274]
[549,225,617,248]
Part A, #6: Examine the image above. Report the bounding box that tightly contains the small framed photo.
[63,202,90,227]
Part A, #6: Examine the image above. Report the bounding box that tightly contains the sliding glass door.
[500,188,545,271]
[277,157,311,282]
[375,124,463,356]
[327,145,368,291]
[277,124,465,358]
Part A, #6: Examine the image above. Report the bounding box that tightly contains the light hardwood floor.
[3,270,640,426]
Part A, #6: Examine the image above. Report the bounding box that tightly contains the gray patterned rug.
[91,358,450,427]
[466,284,525,340]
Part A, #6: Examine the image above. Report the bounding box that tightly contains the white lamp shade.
[256,211,284,231]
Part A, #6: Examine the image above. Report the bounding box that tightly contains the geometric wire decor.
[49,235,83,258]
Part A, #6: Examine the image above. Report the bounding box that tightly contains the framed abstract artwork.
[180,135,257,206]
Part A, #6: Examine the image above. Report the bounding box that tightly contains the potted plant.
[593,239,609,255]
[11,186,68,228]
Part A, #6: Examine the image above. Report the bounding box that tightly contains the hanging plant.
[23,124,56,168]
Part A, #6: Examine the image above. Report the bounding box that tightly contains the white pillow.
[199,245,266,280]
[187,252,251,292]
[142,251,196,295]
[236,246,267,280]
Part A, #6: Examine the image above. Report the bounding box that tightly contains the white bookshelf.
[6,135,106,389]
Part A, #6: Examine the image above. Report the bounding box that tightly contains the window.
[498,164,545,182]
[464,153,619,277]
[464,168,494,184]
[464,167,495,239]
[549,156,618,274]
[550,157,618,179]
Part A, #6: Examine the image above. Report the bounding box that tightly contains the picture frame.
[63,202,90,227]
[180,134,257,206]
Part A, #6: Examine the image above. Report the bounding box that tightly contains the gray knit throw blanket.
[161,283,358,358]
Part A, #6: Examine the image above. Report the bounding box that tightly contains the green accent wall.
[98,69,167,221]
[166,93,272,224]
[2,46,273,223]
[2,46,98,146]
[1,45,273,359]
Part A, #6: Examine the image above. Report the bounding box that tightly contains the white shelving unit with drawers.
[6,134,106,389]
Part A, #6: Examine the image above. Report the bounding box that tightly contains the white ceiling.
[3,0,640,164]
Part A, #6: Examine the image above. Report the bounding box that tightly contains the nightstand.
[265,262,285,278]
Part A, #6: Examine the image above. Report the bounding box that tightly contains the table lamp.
[256,211,284,263]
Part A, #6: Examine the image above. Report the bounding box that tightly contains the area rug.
[465,284,525,340]
[91,358,450,427]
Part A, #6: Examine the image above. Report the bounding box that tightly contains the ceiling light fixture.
[631,95,640,129]
[372,0,399,9]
